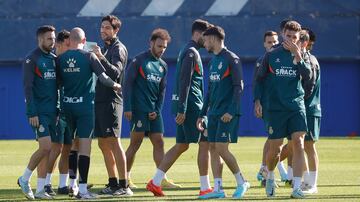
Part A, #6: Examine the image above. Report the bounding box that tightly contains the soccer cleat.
[57,186,69,195]
[161,178,182,188]
[128,178,137,189]
[256,167,267,181]
[113,187,134,196]
[198,190,226,199]
[44,184,56,196]
[69,185,79,197]
[199,188,213,196]
[291,188,305,199]
[76,191,98,200]
[265,179,276,197]
[233,181,250,199]
[302,185,318,194]
[98,184,116,195]
[34,189,54,199]
[146,180,165,197]
[17,176,35,200]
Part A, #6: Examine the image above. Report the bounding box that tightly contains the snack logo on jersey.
[210,72,221,82]
[44,69,56,79]
[146,73,162,83]
[64,58,80,72]
[276,66,297,77]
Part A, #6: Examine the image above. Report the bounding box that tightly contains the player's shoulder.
[223,48,240,65]
[24,48,41,64]
[113,39,128,54]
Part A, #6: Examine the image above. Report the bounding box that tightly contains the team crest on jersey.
[218,62,223,70]
[234,58,239,64]
[268,126,274,135]
[159,66,164,73]
[67,58,76,68]
[275,58,280,63]
[132,58,136,62]
[26,59,31,64]
[256,62,260,67]
[136,120,142,128]
[38,125,45,133]
[189,52,194,58]
[42,62,47,68]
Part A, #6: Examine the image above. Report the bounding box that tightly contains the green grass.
[1,137,360,201]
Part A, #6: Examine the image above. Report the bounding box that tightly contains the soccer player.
[57,27,121,199]
[92,15,132,196]
[124,28,179,189]
[254,30,288,185]
[18,25,57,200]
[301,28,321,194]
[196,26,250,199]
[255,21,312,198]
[146,19,218,197]
[42,30,73,196]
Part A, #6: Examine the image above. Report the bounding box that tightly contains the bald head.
[70,27,85,43]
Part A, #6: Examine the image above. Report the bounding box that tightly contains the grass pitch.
[0,137,359,201]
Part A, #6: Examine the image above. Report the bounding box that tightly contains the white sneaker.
[17,176,34,200]
[76,191,98,200]
[69,185,79,197]
[302,185,318,194]
[291,188,305,199]
[34,189,54,199]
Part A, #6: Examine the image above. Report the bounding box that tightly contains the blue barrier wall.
[0,0,359,138]
[0,59,359,139]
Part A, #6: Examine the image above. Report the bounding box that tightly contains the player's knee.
[176,144,189,153]
[292,138,304,150]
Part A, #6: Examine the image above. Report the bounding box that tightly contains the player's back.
[58,49,96,110]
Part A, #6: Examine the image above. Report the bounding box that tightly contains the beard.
[42,44,54,53]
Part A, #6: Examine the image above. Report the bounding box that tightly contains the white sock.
[234,172,245,186]
[287,166,293,180]
[45,173,52,185]
[127,171,131,179]
[200,175,211,191]
[267,171,275,180]
[79,183,87,194]
[277,161,287,177]
[303,170,310,184]
[59,174,69,188]
[22,167,33,182]
[293,177,302,190]
[309,171,318,187]
[36,178,46,193]
[152,169,165,186]
[260,164,265,170]
[69,178,77,188]
[213,178,223,192]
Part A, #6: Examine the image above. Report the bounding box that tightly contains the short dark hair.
[284,21,302,32]
[280,19,291,31]
[302,27,316,42]
[36,25,55,37]
[56,29,70,43]
[299,30,310,42]
[203,26,225,40]
[263,31,278,42]
[102,15,122,30]
[192,19,210,34]
[150,28,171,42]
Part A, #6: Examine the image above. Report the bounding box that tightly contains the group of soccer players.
[18,15,320,200]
